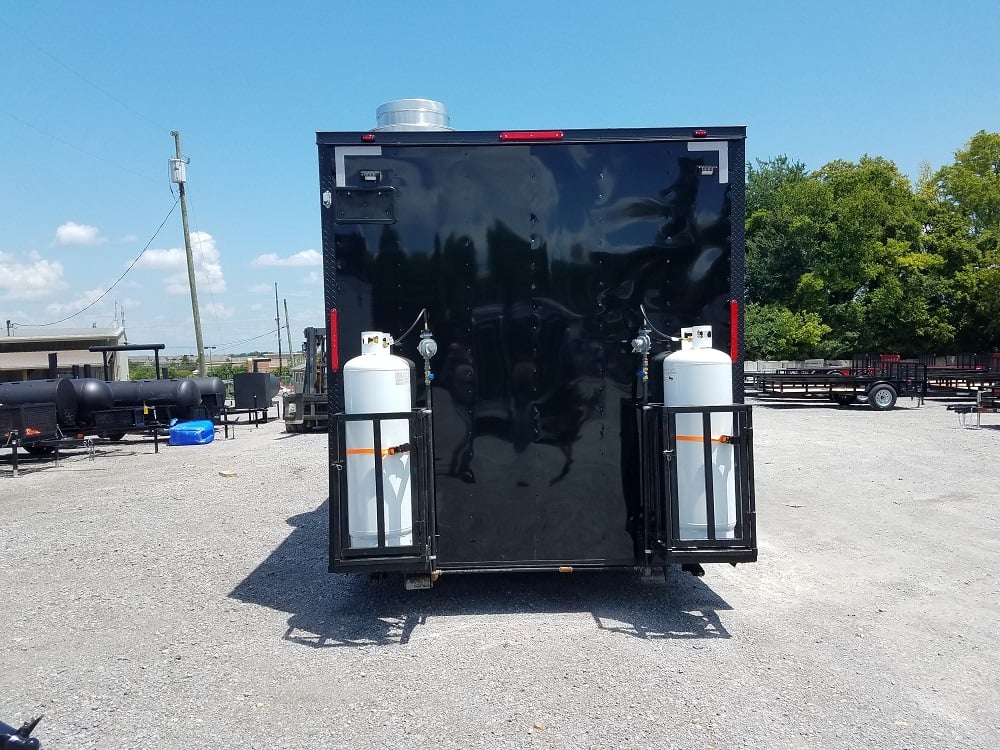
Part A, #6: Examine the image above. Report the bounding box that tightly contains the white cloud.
[304,271,321,284]
[139,231,227,295]
[45,288,106,315]
[0,251,65,300]
[249,283,272,294]
[202,302,234,319]
[55,221,105,246]
[139,247,185,269]
[250,303,263,311]
[251,249,321,267]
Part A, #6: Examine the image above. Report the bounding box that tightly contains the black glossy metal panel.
[319,130,746,568]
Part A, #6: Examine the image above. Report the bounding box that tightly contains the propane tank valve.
[418,329,438,387]
[631,326,652,383]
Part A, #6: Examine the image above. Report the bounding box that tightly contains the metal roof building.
[0,327,128,382]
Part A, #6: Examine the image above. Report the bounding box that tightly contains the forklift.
[282,326,328,432]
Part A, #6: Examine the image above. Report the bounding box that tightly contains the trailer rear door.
[319,128,747,572]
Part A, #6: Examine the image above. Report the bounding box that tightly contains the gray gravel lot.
[2,397,998,749]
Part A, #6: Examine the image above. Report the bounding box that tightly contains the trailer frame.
[746,362,927,409]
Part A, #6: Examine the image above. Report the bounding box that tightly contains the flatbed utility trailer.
[907,352,1000,396]
[947,386,1000,427]
[745,362,927,409]
[317,100,756,586]
[925,368,1000,396]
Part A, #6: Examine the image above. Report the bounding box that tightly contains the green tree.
[934,130,1000,237]
[745,156,825,306]
[210,361,247,380]
[745,303,831,360]
[129,362,157,380]
[746,155,809,216]
[925,131,1000,349]
[745,132,1000,356]
[820,157,954,353]
[747,155,953,356]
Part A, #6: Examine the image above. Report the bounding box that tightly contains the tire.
[103,432,126,442]
[25,444,56,455]
[867,383,897,410]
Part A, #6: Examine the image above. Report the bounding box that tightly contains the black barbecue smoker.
[318,100,756,587]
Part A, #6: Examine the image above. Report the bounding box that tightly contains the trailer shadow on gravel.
[229,501,734,648]
[750,401,849,410]
[749,400,922,411]
[0,445,115,476]
[0,454,57,477]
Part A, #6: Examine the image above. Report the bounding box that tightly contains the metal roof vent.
[374,99,453,131]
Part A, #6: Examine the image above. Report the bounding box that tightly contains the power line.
[0,18,169,186]
[0,17,170,135]
[12,200,179,328]
[215,329,281,350]
[138,329,282,355]
[0,107,161,186]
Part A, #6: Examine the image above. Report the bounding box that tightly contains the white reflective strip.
[688,141,729,184]
[334,146,382,187]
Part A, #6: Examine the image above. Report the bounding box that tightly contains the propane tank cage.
[639,403,756,565]
[330,409,436,572]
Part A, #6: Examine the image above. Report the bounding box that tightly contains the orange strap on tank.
[676,435,733,444]
[345,443,411,457]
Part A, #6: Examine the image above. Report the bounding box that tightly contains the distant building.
[0,327,129,382]
[247,356,273,373]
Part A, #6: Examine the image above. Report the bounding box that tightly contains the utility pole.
[170,131,206,377]
[284,298,294,369]
[274,283,283,377]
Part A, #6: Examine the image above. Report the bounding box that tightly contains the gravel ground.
[1,397,998,749]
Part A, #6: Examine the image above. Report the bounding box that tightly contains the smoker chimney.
[373,99,452,131]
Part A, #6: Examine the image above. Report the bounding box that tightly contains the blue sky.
[1,1,997,354]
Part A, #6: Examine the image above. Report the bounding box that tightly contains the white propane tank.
[663,325,737,540]
[343,331,413,548]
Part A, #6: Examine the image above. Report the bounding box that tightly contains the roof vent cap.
[374,99,452,131]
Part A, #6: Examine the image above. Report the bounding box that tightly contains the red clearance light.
[729,300,739,361]
[329,309,340,371]
[693,129,708,138]
[499,130,564,142]
[361,133,376,142]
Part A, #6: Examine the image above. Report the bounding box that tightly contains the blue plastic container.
[169,419,215,446]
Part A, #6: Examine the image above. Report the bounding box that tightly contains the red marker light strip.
[729,300,739,361]
[329,309,340,372]
[499,131,564,142]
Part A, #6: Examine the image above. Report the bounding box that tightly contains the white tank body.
[343,331,413,548]
[663,325,737,540]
